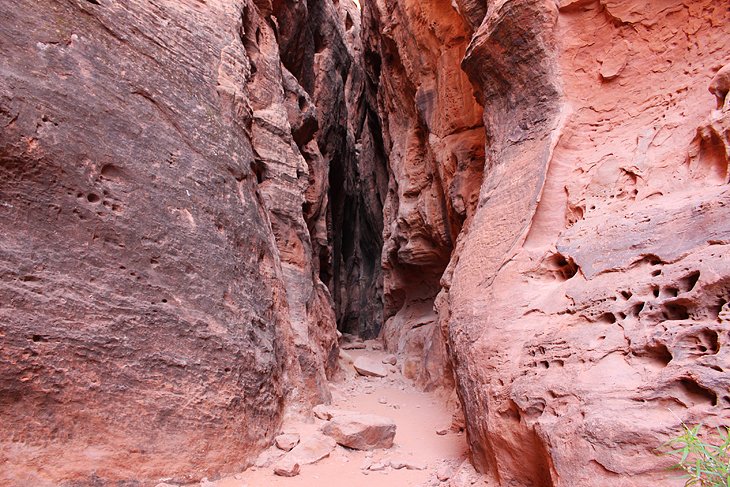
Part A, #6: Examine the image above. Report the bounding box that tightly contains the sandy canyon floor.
[165,342,476,487]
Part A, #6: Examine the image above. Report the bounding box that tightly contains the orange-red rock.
[364,0,730,485]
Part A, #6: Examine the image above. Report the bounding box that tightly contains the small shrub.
[661,423,730,486]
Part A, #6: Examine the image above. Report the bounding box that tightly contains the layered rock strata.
[362,0,486,390]
[0,0,359,484]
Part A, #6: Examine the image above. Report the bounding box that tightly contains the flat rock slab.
[321,413,396,450]
[273,432,336,475]
[353,356,388,377]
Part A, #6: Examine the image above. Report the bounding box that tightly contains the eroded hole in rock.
[679,270,701,292]
[598,312,616,324]
[630,302,645,317]
[546,252,579,281]
[696,129,729,183]
[645,342,673,366]
[662,286,679,298]
[100,164,123,180]
[663,302,690,320]
[713,298,727,320]
[677,378,717,407]
[693,329,720,354]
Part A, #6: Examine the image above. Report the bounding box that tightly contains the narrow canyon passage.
[1,0,730,486]
[201,342,472,487]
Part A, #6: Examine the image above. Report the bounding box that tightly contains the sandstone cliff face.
[0,0,356,484]
[365,0,730,485]
[3,0,730,484]
[362,0,486,390]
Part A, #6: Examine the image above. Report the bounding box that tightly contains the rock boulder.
[321,413,396,450]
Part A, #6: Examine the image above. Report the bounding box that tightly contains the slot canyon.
[1,0,729,485]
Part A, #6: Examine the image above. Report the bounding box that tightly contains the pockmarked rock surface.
[363,0,730,485]
[321,413,397,450]
[3,0,730,485]
[0,0,356,484]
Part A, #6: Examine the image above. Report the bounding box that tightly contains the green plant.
[662,423,730,486]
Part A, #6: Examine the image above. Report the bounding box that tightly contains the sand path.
[202,342,469,487]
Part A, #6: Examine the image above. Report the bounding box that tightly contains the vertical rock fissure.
[329,6,389,340]
[360,0,486,392]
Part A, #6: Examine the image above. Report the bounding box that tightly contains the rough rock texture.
[331,0,390,339]
[364,0,730,485]
[0,0,356,484]
[275,433,300,451]
[362,0,486,390]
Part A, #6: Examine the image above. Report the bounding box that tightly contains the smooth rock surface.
[353,356,389,377]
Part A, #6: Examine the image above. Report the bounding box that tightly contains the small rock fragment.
[436,428,449,436]
[382,354,397,365]
[313,404,334,420]
[437,464,453,481]
[283,433,336,465]
[272,434,334,477]
[273,462,300,477]
[368,461,388,471]
[378,397,388,404]
[275,433,300,451]
[353,356,388,377]
[390,458,426,470]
